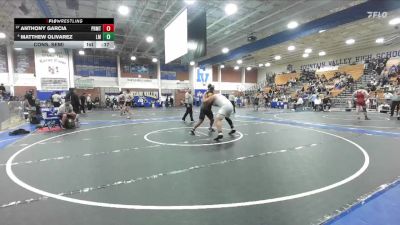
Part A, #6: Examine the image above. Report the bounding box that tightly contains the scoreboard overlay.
[14,18,114,49]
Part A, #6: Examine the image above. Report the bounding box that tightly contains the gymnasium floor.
[0,107,399,225]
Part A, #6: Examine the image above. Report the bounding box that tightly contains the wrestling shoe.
[214,134,223,141]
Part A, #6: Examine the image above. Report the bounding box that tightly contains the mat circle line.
[144,127,243,146]
[6,119,369,210]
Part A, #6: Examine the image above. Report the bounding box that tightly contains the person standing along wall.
[70,89,81,114]
[86,94,93,111]
[170,96,174,107]
[80,93,86,114]
[182,89,194,122]
[390,85,400,117]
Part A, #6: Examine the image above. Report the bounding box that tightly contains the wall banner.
[35,49,70,90]
[41,78,68,91]
[195,66,213,90]
[300,48,400,70]
[75,78,95,89]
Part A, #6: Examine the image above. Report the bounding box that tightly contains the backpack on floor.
[9,129,30,136]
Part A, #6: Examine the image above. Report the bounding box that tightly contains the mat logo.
[197,69,209,83]
[367,11,387,18]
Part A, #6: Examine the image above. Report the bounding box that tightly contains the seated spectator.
[58,101,77,128]
[323,96,332,111]
[375,62,385,75]
[389,64,398,77]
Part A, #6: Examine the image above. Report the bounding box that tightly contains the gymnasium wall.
[221,67,241,82]
[0,46,257,93]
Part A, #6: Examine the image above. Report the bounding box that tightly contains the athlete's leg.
[206,111,215,131]
[214,114,224,141]
[225,117,236,134]
[363,105,369,120]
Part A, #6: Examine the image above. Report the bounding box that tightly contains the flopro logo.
[197,69,209,83]
[367,11,388,19]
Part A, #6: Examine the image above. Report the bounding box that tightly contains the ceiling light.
[302,53,309,58]
[0,32,5,39]
[78,50,85,55]
[220,65,225,68]
[152,58,158,63]
[258,64,264,67]
[188,41,197,50]
[318,29,326,33]
[287,21,298,29]
[319,51,326,56]
[375,38,384,43]
[234,66,239,70]
[389,18,400,25]
[222,47,229,54]
[288,45,295,51]
[189,61,195,66]
[304,48,312,53]
[225,3,238,15]
[118,5,129,16]
[185,0,195,4]
[246,67,251,71]
[265,62,271,67]
[146,36,154,43]
[236,59,242,64]
[48,48,55,53]
[345,39,355,45]
[274,55,281,60]
[14,48,22,51]
[130,56,136,61]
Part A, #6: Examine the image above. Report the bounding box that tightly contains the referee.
[182,89,194,122]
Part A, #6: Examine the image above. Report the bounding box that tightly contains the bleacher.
[274,72,300,85]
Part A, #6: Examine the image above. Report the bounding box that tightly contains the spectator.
[69,89,80,114]
[24,90,36,108]
[384,91,393,105]
[51,91,62,107]
[24,90,41,124]
[169,96,174,107]
[80,93,87,113]
[323,95,332,111]
[0,83,5,99]
[390,85,400,117]
[0,83,5,92]
[294,96,304,111]
[57,101,77,128]
[314,95,322,111]
[165,96,169,107]
[87,94,93,111]
[375,62,385,75]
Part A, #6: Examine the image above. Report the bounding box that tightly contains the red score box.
[102,24,114,32]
